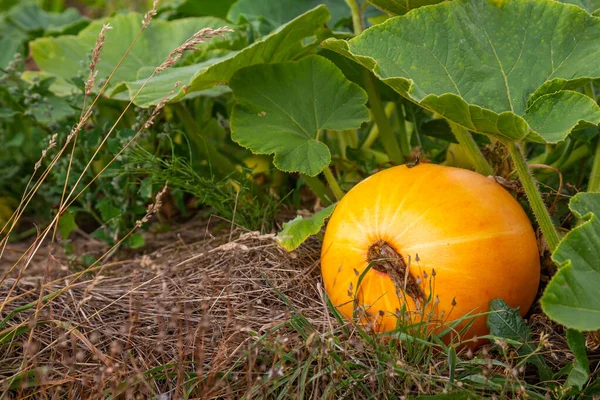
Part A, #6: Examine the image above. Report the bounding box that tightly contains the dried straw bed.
[0,229,328,398]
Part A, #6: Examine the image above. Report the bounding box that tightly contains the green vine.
[589,138,600,192]
[323,167,345,201]
[363,71,405,165]
[448,122,493,176]
[507,142,560,251]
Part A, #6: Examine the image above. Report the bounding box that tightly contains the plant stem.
[346,0,405,165]
[448,122,493,176]
[507,142,560,251]
[302,174,334,205]
[361,148,390,165]
[337,130,348,159]
[533,144,590,181]
[395,101,412,157]
[345,0,364,35]
[589,138,600,192]
[346,0,404,165]
[323,167,345,200]
[361,102,394,150]
[363,71,405,165]
[343,129,358,149]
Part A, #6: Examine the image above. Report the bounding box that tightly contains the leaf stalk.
[323,167,345,201]
[363,71,405,165]
[395,101,412,157]
[302,174,334,205]
[345,0,364,35]
[448,122,493,176]
[589,138,600,192]
[507,142,560,251]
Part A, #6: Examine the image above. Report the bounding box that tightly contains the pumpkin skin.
[321,164,540,345]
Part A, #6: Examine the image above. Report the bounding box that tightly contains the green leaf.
[7,0,87,35]
[228,0,349,32]
[21,71,78,97]
[487,299,552,381]
[123,6,332,106]
[323,0,600,144]
[127,232,145,249]
[277,204,336,251]
[366,0,445,15]
[0,16,27,69]
[541,192,600,330]
[230,56,369,176]
[523,91,600,143]
[565,329,590,391]
[58,210,78,239]
[582,377,600,397]
[557,0,600,14]
[163,0,237,18]
[97,198,121,222]
[30,13,237,101]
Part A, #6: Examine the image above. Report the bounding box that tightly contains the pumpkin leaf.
[230,56,369,176]
[565,329,590,391]
[277,204,336,251]
[6,0,87,35]
[122,6,332,106]
[487,299,552,381]
[558,0,600,14]
[0,16,26,69]
[541,192,600,330]
[366,0,445,15]
[161,0,237,19]
[30,13,239,102]
[323,0,600,144]
[227,0,349,33]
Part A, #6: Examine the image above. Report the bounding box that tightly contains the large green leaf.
[277,204,336,251]
[30,13,237,100]
[6,1,87,35]
[487,299,552,381]
[228,0,349,32]
[230,56,369,176]
[122,6,332,106]
[162,0,237,19]
[366,0,445,15]
[323,0,600,144]
[541,192,600,330]
[558,0,600,14]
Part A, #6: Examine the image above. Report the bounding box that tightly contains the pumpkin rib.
[380,167,440,234]
[344,208,371,238]
[389,192,470,244]
[401,228,529,252]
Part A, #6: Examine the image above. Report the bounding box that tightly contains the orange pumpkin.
[321,164,540,345]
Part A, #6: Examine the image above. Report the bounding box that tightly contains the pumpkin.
[321,164,540,345]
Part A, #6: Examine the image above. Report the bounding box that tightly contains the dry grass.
[0,223,328,398]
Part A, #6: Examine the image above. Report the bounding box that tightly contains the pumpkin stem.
[366,240,425,306]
